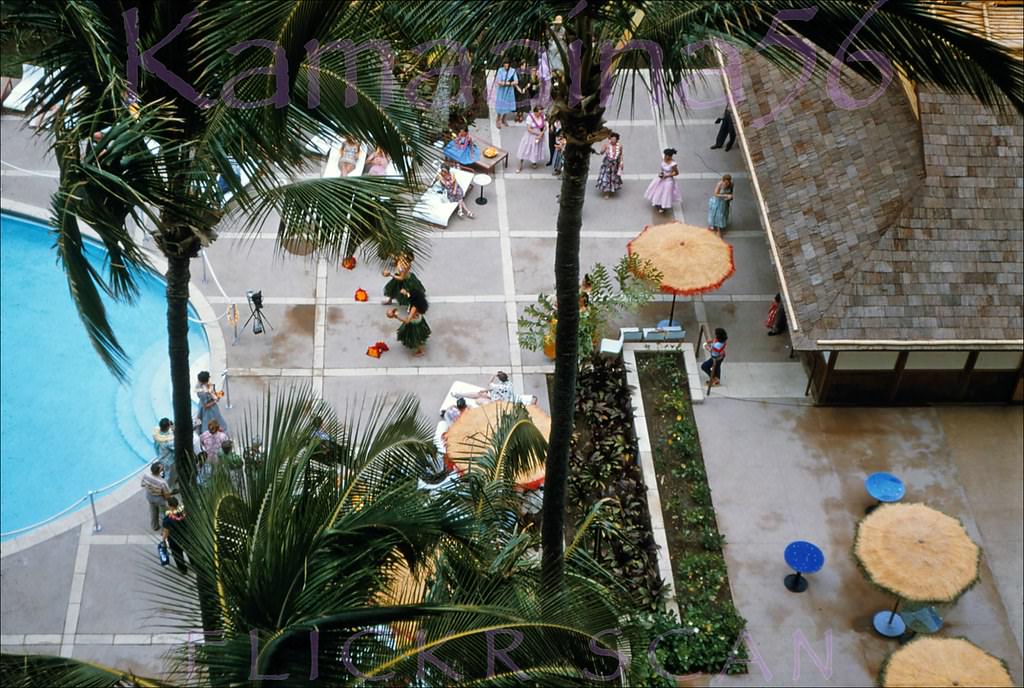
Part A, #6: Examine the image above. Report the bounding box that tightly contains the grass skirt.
[398,316,431,349]
[383,273,423,304]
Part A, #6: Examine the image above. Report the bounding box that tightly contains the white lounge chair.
[2,64,45,112]
[413,165,473,227]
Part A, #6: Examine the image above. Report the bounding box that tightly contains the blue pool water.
[0,213,209,538]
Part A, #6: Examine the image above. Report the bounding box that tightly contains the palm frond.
[0,652,167,688]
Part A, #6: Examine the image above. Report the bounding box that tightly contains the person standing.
[538,51,552,106]
[551,131,566,176]
[765,293,788,336]
[701,328,729,386]
[161,497,188,574]
[388,289,431,356]
[710,108,736,151]
[595,132,624,198]
[546,117,562,166]
[141,462,171,531]
[516,106,547,173]
[200,420,229,470]
[153,417,176,489]
[644,148,681,213]
[494,60,518,129]
[195,371,227,435]
[514,60,535,123]
[219,439,245,491]
[382,252,424,305]
[707,174,734,234]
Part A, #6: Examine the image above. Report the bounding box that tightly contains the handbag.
[157,540,170,567]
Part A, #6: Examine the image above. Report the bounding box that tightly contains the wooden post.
[888,351,909,403]
[958,351,979,402]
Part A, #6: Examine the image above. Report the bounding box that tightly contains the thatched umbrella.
[853,503,981,637]
[627,221,735,325]
[445,401,549,489]
[879,636,1014,687]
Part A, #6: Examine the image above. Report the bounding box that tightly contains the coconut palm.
[0,391,642,685]
[403,0,1024,588]
[3,0,438,484]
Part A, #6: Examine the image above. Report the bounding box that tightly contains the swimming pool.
[0,213,209,538]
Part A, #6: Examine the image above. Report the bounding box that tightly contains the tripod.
[234,304,273,344]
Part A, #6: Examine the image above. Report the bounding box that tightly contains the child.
[552,133,566,176]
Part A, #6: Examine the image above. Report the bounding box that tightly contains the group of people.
[600,129,734,232]
[382,252,432,355]
[336,134,392,177]
[142,370,244,573]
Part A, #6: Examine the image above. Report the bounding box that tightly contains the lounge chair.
[2,64,45,112]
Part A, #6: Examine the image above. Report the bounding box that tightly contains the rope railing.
[0,460,148,539]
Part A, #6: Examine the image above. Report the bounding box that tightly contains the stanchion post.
[222,369,232,409]
[88,491,102,533]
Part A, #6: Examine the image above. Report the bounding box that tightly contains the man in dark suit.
[710,108,736,151]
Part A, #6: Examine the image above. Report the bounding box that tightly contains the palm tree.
[407,0,1024,589]
[4,1,438,484]
[0,391,644,685]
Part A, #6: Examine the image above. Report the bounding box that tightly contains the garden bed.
[633,350,747,678]
[548,355,666,613]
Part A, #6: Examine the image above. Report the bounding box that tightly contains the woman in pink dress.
[644,148,681,213]
[516,106,547,173]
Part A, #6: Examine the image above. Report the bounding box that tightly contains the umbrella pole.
[668,293,677,325]
[887,598,902,625]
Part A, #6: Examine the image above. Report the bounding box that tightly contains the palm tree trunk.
[541,140,590,588]
[166,254,195,486]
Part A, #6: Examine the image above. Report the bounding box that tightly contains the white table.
[472,173,492,206]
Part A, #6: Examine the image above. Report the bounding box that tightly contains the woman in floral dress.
[438,164,474,218]
[596,132,624,198]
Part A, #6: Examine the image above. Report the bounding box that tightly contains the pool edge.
[0,199,228,558]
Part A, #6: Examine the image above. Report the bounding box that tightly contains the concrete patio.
[697,401,1024,686]
[3,68,1021,686]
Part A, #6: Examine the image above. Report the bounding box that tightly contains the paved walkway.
[697,400,1024,686]
[1,72,793,676]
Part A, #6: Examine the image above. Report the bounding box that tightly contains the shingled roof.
[729,51,1024,351]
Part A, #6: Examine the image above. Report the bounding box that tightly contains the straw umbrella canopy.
[854,502,981,637]
[627,221,735,323]
[445,401,549,489]
[854,502,981,603]
[879,637,1014,687]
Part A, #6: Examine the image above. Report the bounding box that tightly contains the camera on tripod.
[244,289,272,336]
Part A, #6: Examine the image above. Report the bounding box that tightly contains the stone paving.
[697,401,1024,687]
[2,69,1020,686]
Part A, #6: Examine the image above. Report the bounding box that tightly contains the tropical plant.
[2,0,440,484]
[1,389,652,685]
[518,254,661,358]
[407,0,1024,592]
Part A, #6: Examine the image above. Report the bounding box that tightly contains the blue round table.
[865,472,905,513]
[784,541,824,593]
[657,319,680,329]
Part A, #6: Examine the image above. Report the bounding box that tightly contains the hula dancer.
[382,252,423,306]
[388,289,431,356]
